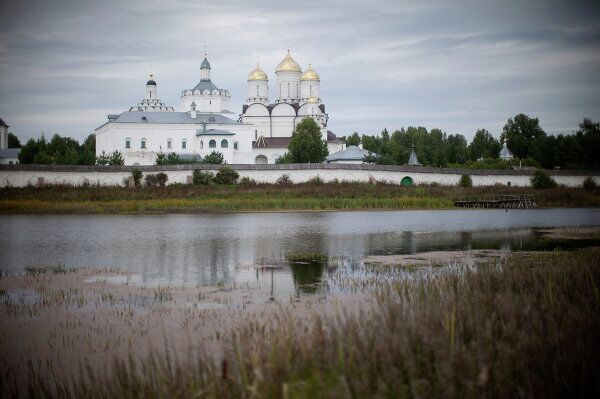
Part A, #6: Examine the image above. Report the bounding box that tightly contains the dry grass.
[7,250,599,398]
[0,183,598,213]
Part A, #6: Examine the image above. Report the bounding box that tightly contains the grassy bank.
[13,250,599,398]
[1,183,599,213]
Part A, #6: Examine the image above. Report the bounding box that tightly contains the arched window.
[182,139,187,149]
[234,141,239,150]
[221,139,228,148]
[125,138,131,149]
[141,138,147,149]
[167,139,172,149]
[255,155,268,164]
[209,116,215,122]
[209,139,216,148]
[200,140,204,149]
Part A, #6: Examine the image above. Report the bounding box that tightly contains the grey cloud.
[0,0,599,142]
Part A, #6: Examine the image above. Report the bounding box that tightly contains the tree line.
[350,115,600,170]
[10,113,600,170]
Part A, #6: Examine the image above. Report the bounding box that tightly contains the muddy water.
[1,209,599,294]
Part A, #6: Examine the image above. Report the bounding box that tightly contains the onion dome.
[146,74,156,86]
[200,57,211,69]
[276,50,302,72]
[307,96,319,104]
[248,63,268,81]
[301,64,320,81]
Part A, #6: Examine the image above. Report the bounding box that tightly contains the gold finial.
[204,44,207,58]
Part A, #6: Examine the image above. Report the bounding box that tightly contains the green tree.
[467,129,501,161]
[445,134,468,164]
[275,152,293,164]
[501,114,546,159]
[344,132,361,146]
[203,151,224,164]
[8,133,21,148]
[96,151,110,165]
[18,137,45,164]
[80,134,96,165]
[109,150,125,165]
[287,118,328,163]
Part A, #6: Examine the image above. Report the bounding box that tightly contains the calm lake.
[1,209,599,294]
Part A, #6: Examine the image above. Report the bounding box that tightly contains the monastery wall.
[1,164,598,188]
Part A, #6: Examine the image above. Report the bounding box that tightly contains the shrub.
[214,166,239,185]
[530,169,557,189]
[276,174,293,185]
[459,174,472,188]
[239,176,256,186]
[307,176,324,185]
[145,173,168,187]
[192,170,213,185]
[203,151,224,165]
[583,176,597,190]
[131,169,142,187]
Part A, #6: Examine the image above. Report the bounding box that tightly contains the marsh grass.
[14,250,600,398]
[1,183,598,214]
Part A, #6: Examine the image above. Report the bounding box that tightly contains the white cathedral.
[95,51,342,165]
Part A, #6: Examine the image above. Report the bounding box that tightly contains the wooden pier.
[454,194,537,209]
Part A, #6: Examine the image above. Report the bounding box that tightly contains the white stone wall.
[276,71,301,102]
[1,166,597,188]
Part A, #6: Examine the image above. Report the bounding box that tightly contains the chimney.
[190,101,197,119]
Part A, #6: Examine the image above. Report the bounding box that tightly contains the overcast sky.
[1,0,599,143]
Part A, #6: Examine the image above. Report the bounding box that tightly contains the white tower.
[200,57,211,81]
[275,50,302,103]
[247,63,269,104]
[300,64,320,102]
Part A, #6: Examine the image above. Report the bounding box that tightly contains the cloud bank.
[0,0,599,142]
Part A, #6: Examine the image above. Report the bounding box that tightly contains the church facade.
[95,52,342,165]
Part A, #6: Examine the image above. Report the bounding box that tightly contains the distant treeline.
[346,114,600,170]
[11,113,600,170]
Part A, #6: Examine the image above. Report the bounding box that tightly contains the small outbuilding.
[499,140,514,160]
[407,144,421,166]
[325,145,377,164]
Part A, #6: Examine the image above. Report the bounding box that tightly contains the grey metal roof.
[407,145,421,166]
[499,145,513,158]
[0,148,20,158]
[192,80,219,92]
[326,146,375,162]
[196,129,235,136]
[201,58,211,69]
[0,118,8,127]
[112,111,238,125]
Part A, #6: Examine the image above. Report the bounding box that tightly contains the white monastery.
[95,51,342,165]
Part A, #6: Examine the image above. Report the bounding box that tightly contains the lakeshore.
[1,183,599,214]
[1,245,599,397]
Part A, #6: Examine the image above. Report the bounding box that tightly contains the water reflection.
[0,209,599,293]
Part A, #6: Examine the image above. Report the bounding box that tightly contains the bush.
[530,169,557,189]
[145,173,168,187]
[276,174,293,185]
[203,151,224,165]
[192,170,213,185]
[459,174,472,188]
[131,169,142,187]
[214,166,239,185]
[239,177,256,186]
[583,177,597,190]
[307,176,324,185]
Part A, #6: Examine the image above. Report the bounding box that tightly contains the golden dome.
[248,63,268,81]
[276,50,302,73]
[307,96,319,104]
[301,64,320,81]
